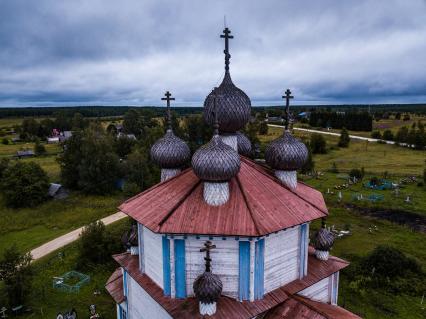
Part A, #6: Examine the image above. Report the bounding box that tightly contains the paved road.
[30,211,127,261]
[267,124,400,145]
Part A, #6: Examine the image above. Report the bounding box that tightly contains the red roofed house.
[106,27,360,319]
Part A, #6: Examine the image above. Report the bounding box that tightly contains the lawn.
[0,218,130,318]
[262,126,426,175]
[0,193,125,256]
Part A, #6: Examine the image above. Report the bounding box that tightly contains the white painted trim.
[170,239,176,298]
[138,223,145,273]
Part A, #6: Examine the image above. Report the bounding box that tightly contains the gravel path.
[30,211,127,261]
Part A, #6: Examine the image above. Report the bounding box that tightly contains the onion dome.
[265,130,308,171]
[193,271,223,304]
[203,27,251,133]
[150,91,191,169]
[313,226,335,252]
[236,131,252,157]
[121,224,138,249]
[203,73,251,133]
[151,129,191,169]
[192,135,240,181]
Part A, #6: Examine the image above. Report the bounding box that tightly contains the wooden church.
[106,27,361,319]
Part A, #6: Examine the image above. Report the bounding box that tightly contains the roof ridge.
[241,157,328,215]
[157,179,202,231]
[236,175,262,236]
[119,167,192,207]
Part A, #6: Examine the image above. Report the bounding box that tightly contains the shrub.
[0,158,10,180]
[423,168,426,184]
[258,121,268,135]
[300,143,315,174]
[1,138,9,145]
[123,181,141,197]
[1,161,49,207]
[369,176,380,186]
[371,131,382,139]
[77,221,119,269]
[34,140,46,155]
[382,130,394,141]
[0,245,33,307]
[349,168,364,180]
[310,134,327,154]
[338,127,350,147]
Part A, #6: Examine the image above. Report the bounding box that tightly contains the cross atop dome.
[282,89,294,130]
[220,27,234,72]
[200,241,217,272]
[161,91,175,130]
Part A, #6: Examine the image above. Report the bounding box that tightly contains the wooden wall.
[298,273,335,303]
[185,237,239,299]
[127,274,172,319]
[142,226,164,289]
[264,226,300,293]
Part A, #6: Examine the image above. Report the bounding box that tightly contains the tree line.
[309,111,373,131]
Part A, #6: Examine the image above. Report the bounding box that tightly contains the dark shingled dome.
[203,72,251,133]
[236,132,252,157]
[121,224,138,248]
[192,135,240,182]
[313,227,335,251]
[265,131,308,171]
[150,130,191,169]
[193,271,223,304]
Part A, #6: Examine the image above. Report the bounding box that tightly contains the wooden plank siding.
[185,237,240,298]
[264,226,300,293]
[143,226,164,289]
[127,274,172,319]
[298,275,332,303]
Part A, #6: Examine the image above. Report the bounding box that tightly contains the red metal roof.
[264,295,362,319]
[264,297,327,319]
[110,248,350,319]
[105,268,125,304]
[119,157,328,236]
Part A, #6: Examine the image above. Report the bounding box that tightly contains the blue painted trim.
[238,241,250,301]
[254,239,265,299]
[174,239,186,298]
[122,269,128,297]
[299,224,307,278]
[162,236,171,296]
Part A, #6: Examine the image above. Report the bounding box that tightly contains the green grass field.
[0,193,125,255]
[0,218,130,318]
[263,126,425,175]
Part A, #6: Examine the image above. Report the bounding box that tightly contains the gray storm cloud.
[0,0,425,106]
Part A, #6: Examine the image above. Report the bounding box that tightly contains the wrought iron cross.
[161,91,175,130]
[282,89,294,130]
[200,241,216,272]
[220,27,233,72]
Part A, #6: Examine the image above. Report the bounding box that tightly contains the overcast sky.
[1,0,425,107]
